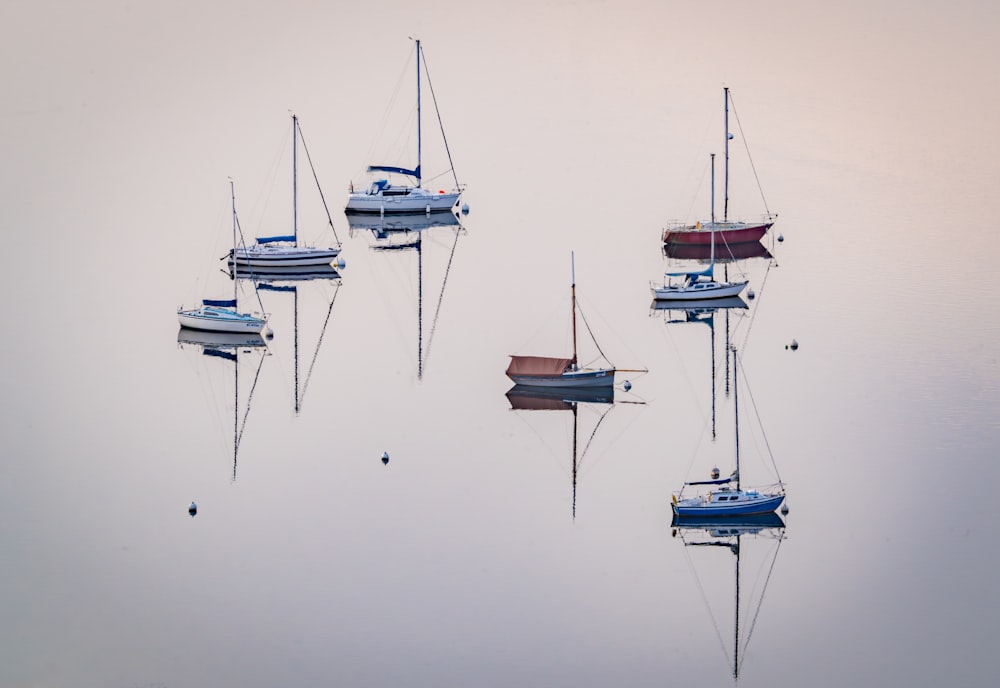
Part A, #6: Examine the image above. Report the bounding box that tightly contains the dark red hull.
[663,222,772,246]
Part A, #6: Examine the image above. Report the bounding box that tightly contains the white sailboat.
[652,153,748,301]
[507,254,624,390]
[178,182,269,334]
[345,39,464,215]
[230,114,342,268]
[671,345,785,518]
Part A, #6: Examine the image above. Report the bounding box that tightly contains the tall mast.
[571,252,578,366]
[230,180,237,305]
[733,534,741,680]
[733,345,740,491]
[710,153,716,269]
[572,402,579,520]
[724,87,730,223]
[292,114,298,245]
[416,39,422,188]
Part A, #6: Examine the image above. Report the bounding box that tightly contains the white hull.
[651,279,748,301]
[177,307,267,334]
[509,368,616,389]
[231,245,341,267]
[345,189,461,215]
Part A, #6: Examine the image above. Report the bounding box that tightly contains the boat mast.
[571,252,578,367]
[292,114,298,246]
[230,180,238,306]
[724,87,730,223]
[710,153,716,270]
[733,345,740,490]
[416,39,422,189]
[733,533,741,680]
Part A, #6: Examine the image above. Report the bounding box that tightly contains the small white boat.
[508,254,641,390]
[178,182,269,334]
[653,153,748,302]
[230,114,341,268]
[345,39,464,216]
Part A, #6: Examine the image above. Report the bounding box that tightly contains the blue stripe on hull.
[672,494,784,518]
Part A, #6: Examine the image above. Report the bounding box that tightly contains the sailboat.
[652,153,749,301]
[230,114,342,268]
[344,39,464,215]
[672,345,785,518]
[663,87,776,246]
[178,181,269,334]
[671,513,786,682]
[506,385,617,520]
[507,254,633,390]
[176,327,269,481]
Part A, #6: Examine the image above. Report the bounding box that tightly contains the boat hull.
[230,246,341,267]
[663,222,772,245]
[508,368,615,389]
[177,307,267,334]
[671,493,785,518]
[651,280,748,301]
[345,190,462,215]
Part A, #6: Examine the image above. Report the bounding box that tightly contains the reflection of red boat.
[662,219,773,246]
[664,240,772,261]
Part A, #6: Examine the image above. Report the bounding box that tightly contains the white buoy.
[188,501,197,517]
[790,338,799,351]
[623,380,632,392]
[265,328,274,339]
[381,451,389,466]
[747,288,755,300]
[337,257,346,270]
[461,203,470,215]
[777,233,784,242]
[781,503,789,515]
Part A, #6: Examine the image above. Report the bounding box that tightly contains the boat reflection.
[357,210,466,378]
[233,267,342,415]
[671,513,786,682]
[177,327,269,480]
[507,384,638,520]
[663,240,771,262]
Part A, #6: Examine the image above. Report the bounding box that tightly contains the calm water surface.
[2,2,1000,686]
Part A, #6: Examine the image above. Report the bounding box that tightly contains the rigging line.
[734,358,783,484]
[419,46,461,190]
[575,301,613,367]
[295,120,341,245]
[423,226,461,373]
[235,349,268,454]
[299,282,341,408]
[735,259,773,353]
[728,92,771,217]
[233,210,267,314]
[575,403,615,472]
[738,536,784,676]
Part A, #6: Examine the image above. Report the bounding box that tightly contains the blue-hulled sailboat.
[671,345,785,518]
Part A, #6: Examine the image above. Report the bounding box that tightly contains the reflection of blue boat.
[177,328,267,350]
[347,209,461,247]
[670,511,784,532]
[231,263,341,281]
[671,345,785,519]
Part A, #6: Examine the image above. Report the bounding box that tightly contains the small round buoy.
[711,466,720,480]
[781,503,789,515]
[188,501,197,517]
[790,339,799,351]
[336,257,346,270]
[381,451,389,466]
[623,380,632,392]
[747,288,755,300]
[461,203,470,215]
[265,328,274,339]
[777,234,784,242]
